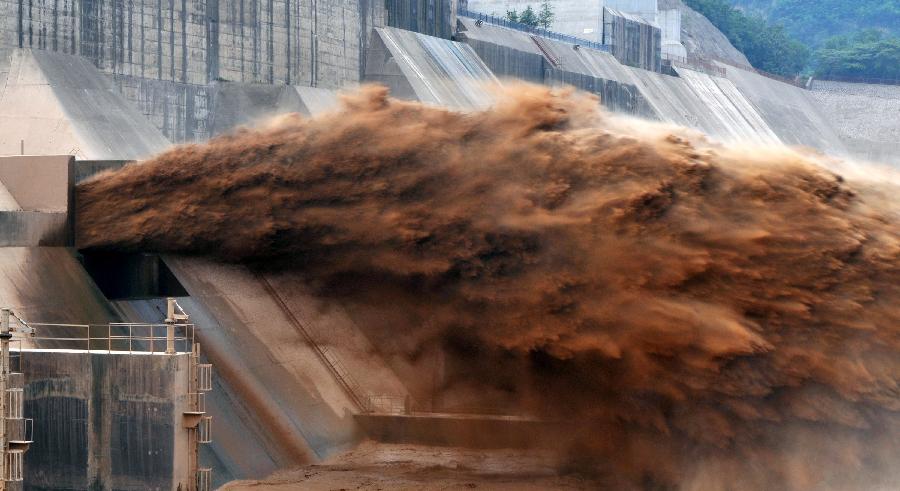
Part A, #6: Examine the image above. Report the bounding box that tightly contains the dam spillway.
[0,0,896,488]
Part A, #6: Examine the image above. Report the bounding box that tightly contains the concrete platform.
[355,412,560,448]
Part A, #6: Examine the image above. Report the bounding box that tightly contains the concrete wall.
[0,156,75,246]
[0,0,386,142]
[460,37,544,83]
[0,0,382,87]
[0,156,73,213]
[21,350,192,490]
[386,0,456,39]
[73,160,134,184]
[456,18,654,116]
[602,7,661,72]
[206,83,338,136]
[658,8,685,58]
[454,18,853,150]
[720,64,848,156]
[606,0,657,22]
[0,248,118,324]
[0,212,68,246]
[455,18,782,144]
[356,413,559,448]
[0,157,144,247]
[657,0,749,68]
[466,0,607,42]
[112,76,211,143]
[0,50,171,160]
[113,257,409,486]
[365,26,498,109]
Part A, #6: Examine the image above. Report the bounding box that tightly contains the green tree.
[683,0,809,76]
[505,9,519,23]
[538,1,555,29]
[813,29,900,80]
[519,5,539,27]
[731,0,900,48]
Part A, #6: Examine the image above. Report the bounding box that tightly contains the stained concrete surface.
[2,0,385,142]
[0,182,19,211]
[0,212,68,246]
[456,19,781,144]
[366,27,499,109]
[0,156,73,212]
[719,63,849,157]
[0,247,118,324]
[293,87,341,116]
[658,0,750,67]
[0,50,170,160]
[21,350,192,490]
[456,18,654,116]
[119,256,410,486]
[208,83,310,136]
[208,84,341,136]
[220,441,601,490]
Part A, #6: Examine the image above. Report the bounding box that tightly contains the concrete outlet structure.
[20,350,201,490]
[16,304,213,491]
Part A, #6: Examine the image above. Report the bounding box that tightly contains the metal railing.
[197,364,212,391]
[196,468,212,491]
[3,450,22,482]
[6,388,22,420]
[458,7,611,52]
[366,394,411,414]
[24,322,196,353]
[190,391,207,414]
[198,416,212,444]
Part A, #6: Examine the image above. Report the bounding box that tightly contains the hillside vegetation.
[685,0,900,79]
[733,0,900,46]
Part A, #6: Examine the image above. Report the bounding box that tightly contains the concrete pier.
[20,350,196,490]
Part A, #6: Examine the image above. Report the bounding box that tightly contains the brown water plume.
[77,84,900,490]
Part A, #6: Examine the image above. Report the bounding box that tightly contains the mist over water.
[77,84,900,490]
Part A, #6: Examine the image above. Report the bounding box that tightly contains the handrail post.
[165,298,176,355]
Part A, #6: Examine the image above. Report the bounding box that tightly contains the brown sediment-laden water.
[77,84,900,490]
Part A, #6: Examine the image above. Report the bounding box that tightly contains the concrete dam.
[0,0,895,488]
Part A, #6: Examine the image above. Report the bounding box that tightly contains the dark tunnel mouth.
[79,251,187,300]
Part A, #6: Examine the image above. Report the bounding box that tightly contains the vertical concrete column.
[172,353,193,490]
[0,309,9,490]
[87,354,113,488]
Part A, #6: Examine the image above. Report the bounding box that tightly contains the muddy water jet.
[76,83,900,490]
